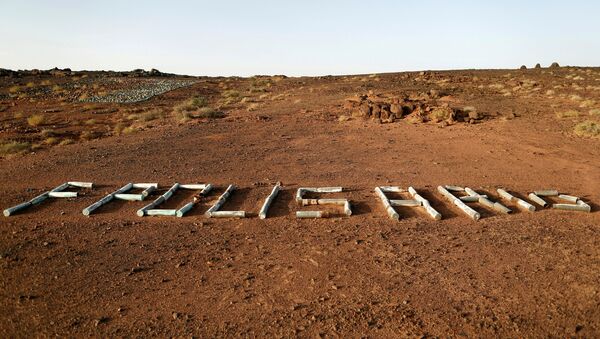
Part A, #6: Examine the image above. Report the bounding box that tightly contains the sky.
[1,0,599,76]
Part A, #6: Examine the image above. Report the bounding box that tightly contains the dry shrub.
[570,94,583,101]
[40,129,55,137]
[40,80,51,86]
[14,112,24,119]
[574,121,600,138]
[43,137,59,145]
[0,140,31,155]
[173,96,223,122]
[247,103,259,112]
[589,109,600,116]
[80,130,101,140]
[59,139,74,146]
[113,123,127,135]
[222,90,240,98]
[579,100,596,108]
[221,90,241,106]
[556,110,579,119]
[27,114,45,127]
[8,85,20,93]
[84,119,97,125]
[249,86,267,93]
[173,96,208,113]
[122,126,136,134]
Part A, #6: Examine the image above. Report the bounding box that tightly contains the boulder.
[390,104,402,116]
[380,104,391,120]
[353,103,371,118]
[371,104,381,119]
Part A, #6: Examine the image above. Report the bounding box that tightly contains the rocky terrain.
[0,65,599,337]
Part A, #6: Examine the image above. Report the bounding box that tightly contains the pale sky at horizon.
[1,0,599,77]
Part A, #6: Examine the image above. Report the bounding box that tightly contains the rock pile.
[81,79,197,104]
[342,92,484,125]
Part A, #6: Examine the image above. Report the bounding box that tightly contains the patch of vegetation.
[579,100,595,108]
[43,137,59,145]
[8,85,20,94]
[196,107,225,119]
[574,121,600,138]
[174,96,209,113]
[59,138,74,146]
[40,129,55,138]
[173,96,224,122]
[27,114,45,127]
[247,103,260,112]
[590,109,600,116]
[556,110,579,119]
[84,119,97,125]
[221,90,241,106]
[0,140,31,155]
[80,130,101,140]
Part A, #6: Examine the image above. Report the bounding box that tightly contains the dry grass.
[80,130,101,140]
[221,90,241,105]
[84,119,97,125]
[173,96,208,113]
[247,103,260,112]
[574,121,600,138]
[556,110,579,119]
[173,96,224,122]
[578,99,595,108]
[0,140,31,155]
[59,139,74,146]
[197,107,225,119]
[27,114,45,127]
[40,129,55,138]
[43,137,60,145]
[589,109,600,116]
[8,85,20,94]
[14,112,24,119]
[128,108,165,122]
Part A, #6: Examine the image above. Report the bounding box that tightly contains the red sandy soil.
[1,68,600,337]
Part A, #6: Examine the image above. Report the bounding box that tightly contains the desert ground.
[1,65,600,337]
